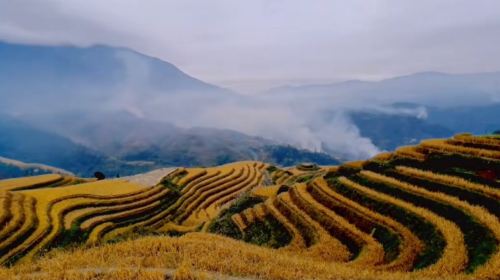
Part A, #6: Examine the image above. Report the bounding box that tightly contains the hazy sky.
[1,0,500,92]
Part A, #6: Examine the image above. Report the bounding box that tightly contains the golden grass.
[178,169,235,207]
[81,199,164,232]
[87,190,170,242]
[176,168,207,187]
[278,190,352,262]
[0,233,480,280]
[0,191,12,227]
[453,134,500,149]
[395,166,500,200]
[0,152,498,279]
[212,163,265,207]
[180,170,220,195]
[156,222,200,235]
[232,202,271,233]
[338,176,467,276]
[100,163,262,237]
[342,160,366,169]
[62,186,163,230]
[173,261,208,280]
[231,213,246,232]
[420,139,500,160]
[14,180,143,262]
[288,184,383,266]
[311,178,422,271]
[359,170,500,279]
[179,168,244,225]
[0,174,63,191]
[263,199,306,250]
[394,146,426,161]
[371,152,394,162]
[205,163,264,209]
[253,203,267,220]
[87,222,114,245]
[79,189,170,231]
[196,165,254,210]
[251,185,281,199]
[274,171,292,185]
[0,193,25,242]
[179,163,259,225]
[0,196,37,264]
[242,207,257,225]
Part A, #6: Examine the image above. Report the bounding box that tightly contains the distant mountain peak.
[409,71,448,76]
[0,41,235,116]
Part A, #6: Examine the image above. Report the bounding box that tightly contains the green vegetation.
[243,216,292,248]
[350,175,497,272]
[328,178,446,270]
[208,194,264,239]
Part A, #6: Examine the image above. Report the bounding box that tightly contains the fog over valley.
[2,42,499,167]
[1,1,499,176]
[2,3,500,279]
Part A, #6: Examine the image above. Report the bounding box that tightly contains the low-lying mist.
[2,44,500,161]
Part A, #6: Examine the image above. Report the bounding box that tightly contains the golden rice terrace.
[0,133,499,279]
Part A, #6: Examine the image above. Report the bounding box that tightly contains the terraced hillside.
[0,134,498,280]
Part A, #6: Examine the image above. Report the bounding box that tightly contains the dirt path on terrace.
[121,167,178,187]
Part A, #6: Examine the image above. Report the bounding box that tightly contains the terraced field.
[0,134,499,280]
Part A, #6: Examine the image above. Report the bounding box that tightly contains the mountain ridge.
[1,41,499,168]
[266,70,500,94]
[0,113,340,178]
